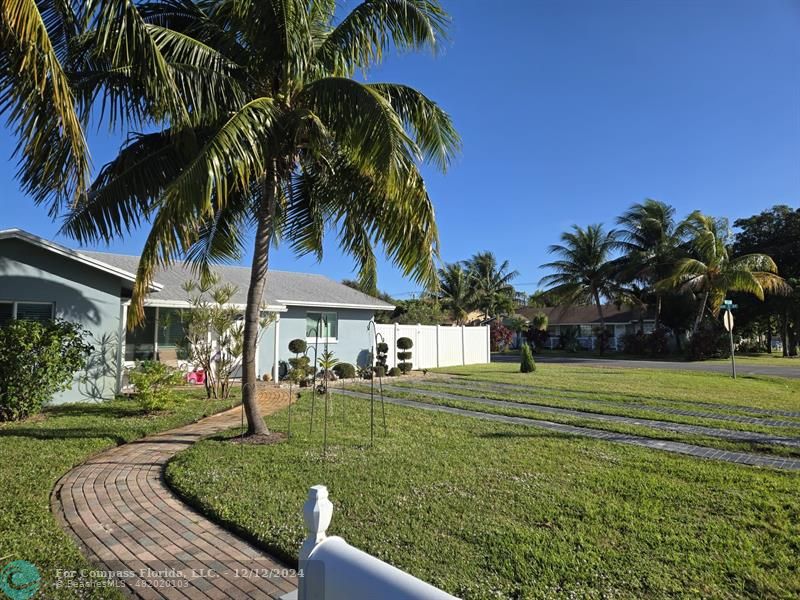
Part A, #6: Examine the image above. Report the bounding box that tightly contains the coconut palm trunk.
[241,174,277,436]
[693,290,709,334]
[593,288,606,353]
[654,294,662,330]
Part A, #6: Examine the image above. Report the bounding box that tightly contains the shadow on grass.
[0,427,130,445]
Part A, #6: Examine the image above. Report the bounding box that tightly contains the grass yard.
[526,349,800,368]
[0,391,239,600]
[165,366,800,600]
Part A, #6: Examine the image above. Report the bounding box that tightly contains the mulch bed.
[228,431,287,446]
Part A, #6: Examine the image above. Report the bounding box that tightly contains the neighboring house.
[517,304,656,351]
[0,229,393,404]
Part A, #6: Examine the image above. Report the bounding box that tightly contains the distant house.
[517,304,656,351]
[0,229,393,403]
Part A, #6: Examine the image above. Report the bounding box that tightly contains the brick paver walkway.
[53,397,298,600]
[336,389,800,470]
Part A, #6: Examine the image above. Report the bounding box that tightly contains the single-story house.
[517,304,656,350]
[0,229,393,403]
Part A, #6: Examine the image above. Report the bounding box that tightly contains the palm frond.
[1,0,89,213]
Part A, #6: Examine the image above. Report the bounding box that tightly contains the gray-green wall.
[258,306,376,378]
[0,239,124,404]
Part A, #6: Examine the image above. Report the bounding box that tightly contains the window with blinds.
[0,301,54,325]
[16,303,54,323]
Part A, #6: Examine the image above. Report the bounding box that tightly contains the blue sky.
[1,0,798,299]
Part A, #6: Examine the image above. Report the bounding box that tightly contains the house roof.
[0,228,162,291]
[517,304,655,325]
[81,251,394,311]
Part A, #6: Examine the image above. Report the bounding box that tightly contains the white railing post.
[299,485,333,600]
[461,325,466,365]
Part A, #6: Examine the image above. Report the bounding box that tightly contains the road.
[491,353,800,379]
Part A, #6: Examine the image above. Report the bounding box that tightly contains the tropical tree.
[615,199,687,328]
[61,0,460,436]
[465,251,518,320]
[437,262,473,324]
[658,211,789,333]
[0,0,89,213]
[540,224,620,330]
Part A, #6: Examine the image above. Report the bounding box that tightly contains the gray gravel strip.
[371,384,800,449]
[335,389,800,471]
[445,376,800,419]
[406,378,800,428]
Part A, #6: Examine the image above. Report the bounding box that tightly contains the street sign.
[723,310,734,332]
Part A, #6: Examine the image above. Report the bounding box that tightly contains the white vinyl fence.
[374,324,490,369]
[299,486,458,600]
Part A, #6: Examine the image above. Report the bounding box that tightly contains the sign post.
[722,299,737,379]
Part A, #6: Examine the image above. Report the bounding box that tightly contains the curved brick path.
[52,398,298,600]
[337,389,800,470]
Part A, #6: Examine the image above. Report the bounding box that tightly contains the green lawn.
[0,391,239,600]
[527,349,800,367]
[166,369,800,600]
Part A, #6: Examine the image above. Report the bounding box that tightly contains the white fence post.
[485,325,491,363]
[460,325,466,366]
[298,485,459,600]
[299,485,333,600]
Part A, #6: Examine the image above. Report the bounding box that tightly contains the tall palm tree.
[616,199,686,328]
[659,211,789,333]
[0,0,89,212]
[540,224,620,330]
[62,0,460,436]
[464,251,518,320]
[437,262,473,325]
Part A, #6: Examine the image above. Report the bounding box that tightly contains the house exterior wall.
[258,306,376,378]
[0,239,124,403]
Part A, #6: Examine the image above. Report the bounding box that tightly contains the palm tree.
[62,0,460,436]
[658,212,789,333]
[616,199,686,329]
[0,0,89,212]
[465,252,518,320]
[437,262,473,325]
[540,224,620,332]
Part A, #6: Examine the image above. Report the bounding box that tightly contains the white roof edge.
[123,299,289,312]
[0,228,163,291]
[277,299,395,311]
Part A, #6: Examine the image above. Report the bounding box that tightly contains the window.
[157,308,188,347]
[0,301,54,325]
[306,312,338,340]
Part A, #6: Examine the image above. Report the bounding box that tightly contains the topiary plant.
[373,365,386,378]
[520,343,536,373]
[374,341,389,376]
[333,362,356,379]
[388,367,401,376]
[288,338,307,354]
[397,337,413,373]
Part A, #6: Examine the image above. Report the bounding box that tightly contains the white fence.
[298,486,458,600]
[374,324,490,369]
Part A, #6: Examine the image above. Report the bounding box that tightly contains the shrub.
[128,361,183,413]
[333,362,356,379]
[0,319,93,421]
[520,343,536,373]
[376,342,389,354]
[287,356,312,385]
[490,323,513,351]
[288,338,307,354]
[622,331,648,355]
[559,326,580,352]
[525,327,549,350]
[687,321,730,361]
[357,365,373,380]
[623,328,671,356]
[373,365,386,377]
[397,337,413,372]
[649,328,670,355]
[388,367,401,376]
